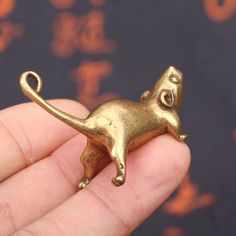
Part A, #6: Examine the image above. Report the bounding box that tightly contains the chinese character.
[204,0,236,22]
[0,0,16,19]
[0,22,24,52]
[52,10,116,57]
[71,60,117,109]
[162,227,184,236]
[163,175,216,216]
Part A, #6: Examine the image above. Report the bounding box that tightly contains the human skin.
[0,99,191,236]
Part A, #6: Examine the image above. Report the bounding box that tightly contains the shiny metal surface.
[20,66,187,189]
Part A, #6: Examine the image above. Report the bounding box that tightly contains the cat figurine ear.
[141,90,151,102]
[159,90,175,108]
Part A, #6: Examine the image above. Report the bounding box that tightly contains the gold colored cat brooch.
[19,66,187,189]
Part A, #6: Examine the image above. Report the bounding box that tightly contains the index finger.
[0,99,88,182]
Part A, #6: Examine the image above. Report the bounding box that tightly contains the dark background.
[0,0,235,235]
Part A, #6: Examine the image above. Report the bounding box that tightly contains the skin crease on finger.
[11,135,191,236]
[0,134,87,235]
[0,99,89,182]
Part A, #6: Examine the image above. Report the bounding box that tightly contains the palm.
[0,100,190,236]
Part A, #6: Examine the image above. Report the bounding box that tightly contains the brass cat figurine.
[20,66,187,189]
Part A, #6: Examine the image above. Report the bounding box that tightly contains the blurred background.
[0,0,235,235]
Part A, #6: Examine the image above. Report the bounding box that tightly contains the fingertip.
[147,134,191,183]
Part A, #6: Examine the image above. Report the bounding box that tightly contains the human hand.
[0,100,190,236]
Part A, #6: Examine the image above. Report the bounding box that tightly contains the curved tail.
[19,71,88,133]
